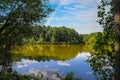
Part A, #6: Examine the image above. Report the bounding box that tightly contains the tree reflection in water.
[87,54,115,80]
[12,44,84,61]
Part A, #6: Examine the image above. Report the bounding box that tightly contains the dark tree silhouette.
[114,0,120,79]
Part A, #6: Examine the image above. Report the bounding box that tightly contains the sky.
[45,0,103,34]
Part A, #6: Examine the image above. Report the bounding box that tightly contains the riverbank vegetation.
[82,31,114,56]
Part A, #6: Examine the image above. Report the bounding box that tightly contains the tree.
[0,0,52,48]
[96,0,120,79]
[114,0,120,79]
[95,0,114,55]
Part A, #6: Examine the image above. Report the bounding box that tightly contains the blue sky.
[46,0,103,34]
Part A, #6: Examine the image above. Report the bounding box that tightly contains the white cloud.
[46,0,103,34]
[75,23,103,34]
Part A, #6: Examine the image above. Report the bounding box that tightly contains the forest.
[23,26,84,44]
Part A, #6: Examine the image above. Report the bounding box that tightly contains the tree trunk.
[114,0,120,79]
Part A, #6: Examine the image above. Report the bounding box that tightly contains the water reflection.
[13,59,38,68]
[87,54,115,80]
[58,61,70,66]
[12,44,84,61]
[28,68,60,80]
[0,44,116,80]
[12,52,94,80]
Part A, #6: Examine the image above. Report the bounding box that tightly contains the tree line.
[23,26,84,44]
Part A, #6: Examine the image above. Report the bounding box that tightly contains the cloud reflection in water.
[58,61,70,66]
[13,59,38,68]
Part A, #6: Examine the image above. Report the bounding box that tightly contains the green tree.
[96,0,120,79]
[95,0,114,55]
[0,0,52,48]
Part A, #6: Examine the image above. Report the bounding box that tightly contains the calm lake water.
[10,44,113,80]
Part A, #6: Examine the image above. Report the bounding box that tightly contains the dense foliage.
[87,0,115,80]
[0,0,52,49]
[82,32,98,45]
[94,0,114,56]
[23,26,84,44]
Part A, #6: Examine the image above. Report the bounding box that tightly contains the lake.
[1,44,114,80]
